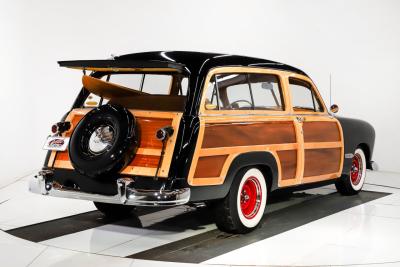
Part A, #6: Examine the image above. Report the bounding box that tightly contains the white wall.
[1,0,400,183]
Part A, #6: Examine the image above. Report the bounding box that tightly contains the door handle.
[296,116,305,123]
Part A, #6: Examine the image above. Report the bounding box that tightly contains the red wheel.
[213,167,268,233]
[350,154,362,186]
[240,176,262,220]
[335,148,366,195]
[349,148,366,191]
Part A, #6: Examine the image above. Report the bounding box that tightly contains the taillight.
[51,122,71,134]
[51,124,58,134]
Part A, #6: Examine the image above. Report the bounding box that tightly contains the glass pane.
[248,73,284,110]
[204,74,253,110]
[109,74,142,89]
[289,78,322,112]
[142,74,172,94]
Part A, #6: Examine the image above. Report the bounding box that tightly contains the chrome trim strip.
[199,112,330,117]
[29,173,190,207]
[345,153,354,159]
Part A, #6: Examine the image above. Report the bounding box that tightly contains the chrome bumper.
[29,171,190,206]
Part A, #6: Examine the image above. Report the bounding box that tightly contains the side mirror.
[330,104,339,113]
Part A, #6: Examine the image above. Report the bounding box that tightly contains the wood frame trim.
[189,66,344,188]
[50,108,182,178]
[285,72,328,115]
[198,67,291,116]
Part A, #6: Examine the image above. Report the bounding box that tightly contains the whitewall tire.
[213,167,268,233]
[236,168,267,228]
[335,148,367,195]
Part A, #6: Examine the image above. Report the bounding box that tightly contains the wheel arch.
[358,143,372,170]
[189,151,279,202]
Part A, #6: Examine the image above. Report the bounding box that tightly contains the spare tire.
[69,104,138,178]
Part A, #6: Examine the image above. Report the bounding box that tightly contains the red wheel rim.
[350,154,363,186]
[240,176,262,219]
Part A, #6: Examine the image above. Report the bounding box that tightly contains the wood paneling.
[303,121,340,143]
[277,150,297,180]
[202,121,296,148]
[137,118,173,149]
[54,114,84,165]
[304,148,341,177]
[55,151,69,161]
[129,154,160,168]
[53,110,176,175]
[194,155,228,178]
[68,114,84,134]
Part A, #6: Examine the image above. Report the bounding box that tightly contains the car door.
[288,76,344,184]
[187,67,303,188]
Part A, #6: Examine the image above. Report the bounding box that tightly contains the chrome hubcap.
[88,125,115,154]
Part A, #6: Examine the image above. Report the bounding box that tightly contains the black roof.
[115,51,308,77]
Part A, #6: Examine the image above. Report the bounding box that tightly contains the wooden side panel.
[54,114,85,164]
[136,118,173,149]
[304,148,341,177]
[277,150,297,180]
[194,155,228,178]
[202,121,296,148]
[303,121,340,142]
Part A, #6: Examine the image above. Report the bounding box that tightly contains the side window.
[204,74,252,110]
[222,74,252,110]
[204,72,284,111]
[108,74,143,89]
[248,74,284,110]
[289,78,323,112]
[142,74,172,94]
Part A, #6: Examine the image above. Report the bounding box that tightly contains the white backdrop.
[1,0,400,185]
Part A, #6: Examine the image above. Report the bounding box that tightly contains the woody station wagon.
[30,51,375,233]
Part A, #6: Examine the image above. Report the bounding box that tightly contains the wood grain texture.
[277,150,297,180]
[194,155,228,178]
[304,148,341,177]
[128,154,160,168]
[137,118,173,149]
[303,121,340,143]
[54,114,84,165]
[54,114,171,169]
[202,121,296,148]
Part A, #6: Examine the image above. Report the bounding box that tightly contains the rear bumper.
[29,170,190,206]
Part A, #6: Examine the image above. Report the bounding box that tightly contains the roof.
[58,51,308,77]
[115,51,308,77]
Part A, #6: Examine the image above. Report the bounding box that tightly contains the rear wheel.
[213,167,268,233]
[335,148,366,195]
[93,202,135,218]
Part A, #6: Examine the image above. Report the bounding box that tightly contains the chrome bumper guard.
[29,171,190,206]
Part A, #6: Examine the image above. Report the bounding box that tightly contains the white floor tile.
[100,224,215,257]
[0,180,95,229]
[29,246,134,267]
[344,200,400,219]
[41,224,137,253]
[205,193,400,266]
[0,230,47,267]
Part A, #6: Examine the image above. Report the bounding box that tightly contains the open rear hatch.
[46,59,188,179]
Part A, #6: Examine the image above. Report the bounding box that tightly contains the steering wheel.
[226,99,253,109]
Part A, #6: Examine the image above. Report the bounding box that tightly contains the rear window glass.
[82,73,188,111]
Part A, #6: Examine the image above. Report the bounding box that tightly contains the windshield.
[82,72,189,112]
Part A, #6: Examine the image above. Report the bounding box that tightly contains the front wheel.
[93,202,135,218]
[213,167,268,233]
[335,148,367,195]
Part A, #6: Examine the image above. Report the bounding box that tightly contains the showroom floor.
[1,170,400,267]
